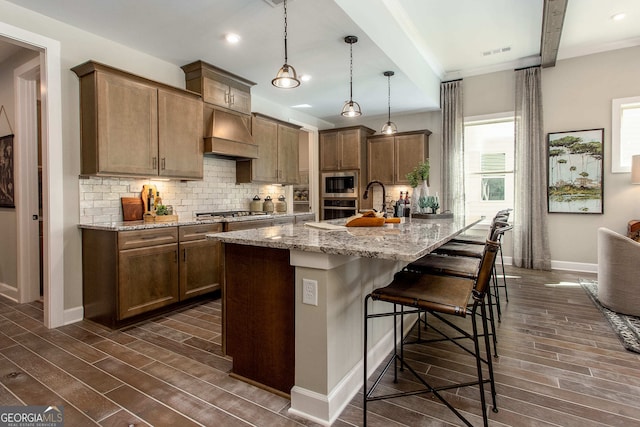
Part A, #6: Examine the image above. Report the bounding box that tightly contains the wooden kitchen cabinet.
[236,113,301,184]
[82,224,222,328]
[72,61,204,180]
[367,130,431,185]
[182,60,254,115]
[319,126,374,171]
[179,223,223,301]
[118,231,180,320]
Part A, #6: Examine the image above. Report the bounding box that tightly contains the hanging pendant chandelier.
[381,71,397,134]
[341,35,362,117]
[272,0,300,89]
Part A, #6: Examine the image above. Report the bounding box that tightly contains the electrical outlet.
[302,278,318,306]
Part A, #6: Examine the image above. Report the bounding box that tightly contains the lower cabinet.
[179,224,223,300]
[82,224,222,327]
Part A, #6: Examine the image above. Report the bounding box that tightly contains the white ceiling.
[3,0,640,126]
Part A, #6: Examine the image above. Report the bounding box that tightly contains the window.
[464,115,514,223]
[612,96,640,173]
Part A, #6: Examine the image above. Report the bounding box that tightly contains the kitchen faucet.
[363,180,387,217]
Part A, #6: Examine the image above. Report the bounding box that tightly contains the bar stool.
[433,213,511,321]
[363,226,504,427]
[404,221,511,356]
[449,209,512,304]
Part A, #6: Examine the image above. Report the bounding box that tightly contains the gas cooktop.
[195,211,268,219]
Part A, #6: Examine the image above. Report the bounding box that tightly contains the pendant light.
[381,71,397,134]
[272,0,300,89]
[341,35,362,117]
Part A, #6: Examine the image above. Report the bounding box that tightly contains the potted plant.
[406,160,430,213]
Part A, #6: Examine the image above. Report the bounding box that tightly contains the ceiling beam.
[540,0,568,68]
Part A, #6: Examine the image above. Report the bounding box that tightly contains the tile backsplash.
[79,156,286,224]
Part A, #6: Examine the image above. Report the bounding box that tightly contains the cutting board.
[121,197,144,221]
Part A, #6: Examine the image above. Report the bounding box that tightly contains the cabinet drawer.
[272,216,294,225]
[118,227,178,250]
[179,223,223,242]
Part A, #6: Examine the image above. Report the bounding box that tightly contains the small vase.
[417,180,430,213]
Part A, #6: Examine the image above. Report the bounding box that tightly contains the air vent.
[482,46,511,57]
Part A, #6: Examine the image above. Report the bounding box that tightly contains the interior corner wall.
[543,45,640,265]
[461,46,640,266]
[0,47,39,294]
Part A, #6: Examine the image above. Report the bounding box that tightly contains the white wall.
[544,46,640,265]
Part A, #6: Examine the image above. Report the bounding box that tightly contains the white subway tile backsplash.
[78,156,286,223]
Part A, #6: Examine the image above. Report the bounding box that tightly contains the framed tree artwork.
[0,134,14,208]
[547,128,604,214]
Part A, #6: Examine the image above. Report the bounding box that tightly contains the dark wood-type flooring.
[1,266,639,426]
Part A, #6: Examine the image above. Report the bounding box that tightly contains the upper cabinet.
[236,113,301,184]
[182,60,255,116]
[72,61,203,180]
[367,130,431,185]
[319,126,375,171]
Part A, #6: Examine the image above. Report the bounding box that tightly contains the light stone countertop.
[208,216,481,262]
[77,213,313,232]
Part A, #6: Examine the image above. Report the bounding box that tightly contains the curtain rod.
[514,65,541,71]
[441,78,462,84]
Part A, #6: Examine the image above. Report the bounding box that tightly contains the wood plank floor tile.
[96,358,251,426]
[1,267,640,426]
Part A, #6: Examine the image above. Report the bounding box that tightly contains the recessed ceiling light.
[225,33,241,44]
[291,104,312,109]
[300,74,312,82]
[611,13,626,21]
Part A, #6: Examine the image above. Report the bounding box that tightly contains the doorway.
[1,21,65,328]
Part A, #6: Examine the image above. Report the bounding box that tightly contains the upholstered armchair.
[597,227,640,317]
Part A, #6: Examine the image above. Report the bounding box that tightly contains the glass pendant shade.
[381,70,397,134]
[272,63,300,88]
[341,100,362,117]
[272,0,300,89]
[341,35,361,117]
[381,121,397,134]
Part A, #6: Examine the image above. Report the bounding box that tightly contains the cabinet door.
[339,129,362,170]
[202,78,230,109]
[252,115,279,182]
[229,86,251,115]
[179,239,222,300]
[278,124,300,184]
[395,134,428,185]
[118,244,179,319]
[367,136,395,184]
[96,72,158,176]
[320,132,340,170]
[158,89,204,179]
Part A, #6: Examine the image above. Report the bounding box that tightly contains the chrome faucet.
[363,180,387,217]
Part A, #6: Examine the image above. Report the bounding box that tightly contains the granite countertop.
[78,213,312,231]
[207,216,481,262]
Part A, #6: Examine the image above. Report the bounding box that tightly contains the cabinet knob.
[229,93,235,106]
[152,157,157,169]
[161,158,166,170]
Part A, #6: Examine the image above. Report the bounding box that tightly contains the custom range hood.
[182,60,258,159]
[204,107,258,159]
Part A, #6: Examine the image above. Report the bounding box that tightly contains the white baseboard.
[63,305,84,325]
[503,255,597,273]
[0,282,18,302]
[551,260,597,273]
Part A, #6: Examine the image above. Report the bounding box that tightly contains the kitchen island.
[209,215,481,426]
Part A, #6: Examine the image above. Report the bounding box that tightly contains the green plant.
[405,159,430,188]
[155,204,169,215]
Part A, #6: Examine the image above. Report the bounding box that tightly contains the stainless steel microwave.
[321,171,358,198]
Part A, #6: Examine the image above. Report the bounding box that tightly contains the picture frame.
[547,128,603,214]
[0,134,15,208]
